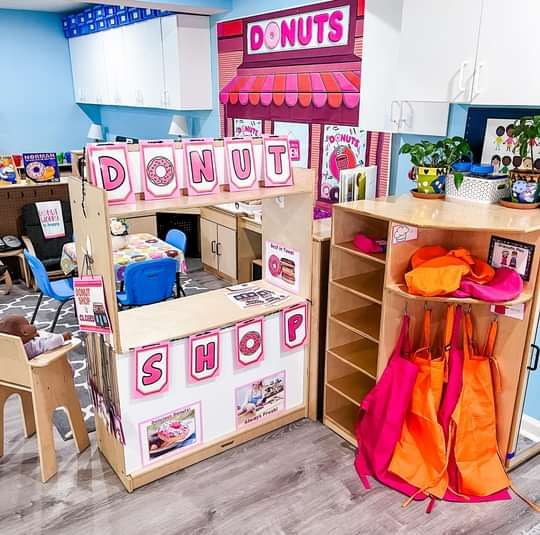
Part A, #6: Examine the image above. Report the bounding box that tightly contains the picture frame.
[488,235,535,281]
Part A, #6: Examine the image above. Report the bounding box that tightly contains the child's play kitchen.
[0,0,539,531]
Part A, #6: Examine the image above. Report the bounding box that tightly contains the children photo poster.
[480,118,540,172]
[234,316,264,369]
[265,240,301,294]
[133,342,170,399]
[139,402,202,466]
[233,118,263,137]
[183,139,220,195]
[488,236,535,281]
[235,370,286,429]
[273,122,310,168]
[140,141,179,200]
[86,143,135,204]
[319,125,367,203]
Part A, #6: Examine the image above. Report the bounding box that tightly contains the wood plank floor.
[0,396,539,535]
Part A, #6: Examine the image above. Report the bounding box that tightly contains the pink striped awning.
[220,70,360,110]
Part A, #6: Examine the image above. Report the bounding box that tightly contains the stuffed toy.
[0,314,71,360]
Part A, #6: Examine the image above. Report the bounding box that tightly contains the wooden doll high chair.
[0,334,90,482]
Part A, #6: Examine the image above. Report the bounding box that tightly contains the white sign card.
[87,143,135,204]
[233,119,263,137]
[134,342,170,398]
[73,275,112,334]
[391,223,418,244]
[265,240,300,294]
[262,135,293,187]
[183,139,219,195]
[35,200,65,239]
[140,140,179,200]
[224,138,259,191]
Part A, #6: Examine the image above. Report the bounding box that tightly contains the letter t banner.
[262,135,293,187]
[188,329,221,383]
[134,342,170,398]
[281,302,309,352]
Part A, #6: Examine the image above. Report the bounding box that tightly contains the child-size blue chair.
[23,250,74,332]
[116,258,177,308]
[165,229,187,297]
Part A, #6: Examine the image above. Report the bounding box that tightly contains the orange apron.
[451,312,510,496]
[388,306,454,499]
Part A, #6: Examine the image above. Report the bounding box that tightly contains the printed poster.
[139,402,202,466]
[73,276,112,334]
[319,125,367,203]
[233,118,263,137]
[265,240,301,294]
[22,152,59,182]
[481,118,540,172]
[235,371,286,429]
[226,283,289,309]
[273,122,310,168]
[35,200,65,239]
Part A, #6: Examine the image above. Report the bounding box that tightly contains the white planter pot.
[111,235,128,251]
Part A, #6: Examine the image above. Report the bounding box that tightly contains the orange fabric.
[388,307,454,499]
[405,264,469,296]
[451,313,511,496]
[411,245,449,269]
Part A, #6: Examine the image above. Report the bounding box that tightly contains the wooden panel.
[0,334,31,389]
[324,387,358,444]
[237,221,262,283]
[124,215,157,235]
[200,207,237,231]
[217,224,237,280]
[333,241,386,265]
[332,207,388,248]
[328,339,378,380]
[200,218,218,271]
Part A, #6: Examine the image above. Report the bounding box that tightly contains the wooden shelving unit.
[324,196,540,468]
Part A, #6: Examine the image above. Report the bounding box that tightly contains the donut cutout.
[268,254,282,276]
[239,331,261,356]
[26,162,45,180]
[264,22,280,49]
[146,156,174,186]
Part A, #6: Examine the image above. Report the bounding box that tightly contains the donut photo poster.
[319,125,367,203]
[140,141,179,200]
[234,317,264,369]
[265,240,300,294]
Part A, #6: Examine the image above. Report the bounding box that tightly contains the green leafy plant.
[399,136,471,168]
[512,115,540,166]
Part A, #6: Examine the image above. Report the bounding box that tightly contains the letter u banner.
[188,329,221,384]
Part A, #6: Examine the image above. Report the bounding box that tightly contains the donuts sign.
[246,3,350,56]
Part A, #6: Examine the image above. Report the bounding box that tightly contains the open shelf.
[334,241,386,265]
[331,304,381,342]
[332,271,384,304]
[386,283,534,306]
[326,371,375,406]
[325,404,358,444]
[327,339,378,380]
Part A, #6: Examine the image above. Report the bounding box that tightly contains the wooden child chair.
[0,334,90,482]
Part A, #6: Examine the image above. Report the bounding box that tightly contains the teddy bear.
[0,314,71,360]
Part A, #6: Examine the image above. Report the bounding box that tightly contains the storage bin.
[62,17,69,30]
[68,26,80,38]
[446,173,510,204]
[104,5,117,17]
[67,14,77,27]
[140,8,159,19]
[93,5,105,19]
[117,11,129,25]
[83,8,94,22]
[96,18,106,31]
[128,7,143,22]
[79,23,90,35]
[76,12,86,24]
[105,15,119,28]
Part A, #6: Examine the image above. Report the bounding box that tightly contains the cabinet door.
[398,101,449,136]
[217,225,237,281]
[200,218,218,270]
[69,35,94,103]
[102,27,131,106]
[161,15,180,109]
[396,0,482,102]
[88,32,109,104]
[123,19,165,108]
[473,0,540,105]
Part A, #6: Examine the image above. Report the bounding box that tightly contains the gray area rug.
[0,258,227,440]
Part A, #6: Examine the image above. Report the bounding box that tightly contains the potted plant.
[110,218,128,251]
[509,115,540,204]
[400,136,471,196]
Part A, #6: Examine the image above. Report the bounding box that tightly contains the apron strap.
[483,317,498,358]
[422,307,432,350]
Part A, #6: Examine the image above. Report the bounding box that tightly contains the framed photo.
[488,236,535,281]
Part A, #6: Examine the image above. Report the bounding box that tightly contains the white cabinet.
[359,0,449,135]
[69,33,109,104]
[162,15,213,110]
[396,0,482,103]
[473,0,540,106]
[68,16,212,110]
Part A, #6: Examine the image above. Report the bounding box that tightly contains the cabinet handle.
[473,62,485,96]
[458,60,469,92]
[528,344,540,371]
[390,100,400,125]
[211,240,216,254]
[216,242,222,256]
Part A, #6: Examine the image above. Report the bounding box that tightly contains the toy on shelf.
[0,155,20,184]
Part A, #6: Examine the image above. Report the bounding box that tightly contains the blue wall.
[0,10,92,153]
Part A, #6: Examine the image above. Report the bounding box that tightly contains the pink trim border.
[134,341,170,399]
[262,135,293,187]
[139,140,179,201]
[281,302,310,352]
[183,139,220,196]
[86,143,135,205]
[138,401,203,467]
[187,329,221,384]
[224,137,259,192]
[234,316,265,369]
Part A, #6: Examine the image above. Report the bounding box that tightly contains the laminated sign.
[73,276,112,334]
